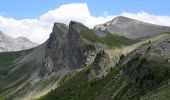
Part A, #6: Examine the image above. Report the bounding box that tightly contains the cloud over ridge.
[0,3,170,43]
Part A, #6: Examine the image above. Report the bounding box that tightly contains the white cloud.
[0,3,113,43]
[0,16,51,43]
[39,3,113,28]
[0,3,170,43]
[121,12,170,26]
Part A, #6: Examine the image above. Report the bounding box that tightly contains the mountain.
[0,20,169,100]
[39,33,170,100]
[0,21,137,100]
[0,31,38,52]
[94,16,170,39]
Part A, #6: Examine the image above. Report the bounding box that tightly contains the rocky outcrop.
[40,22,68,76]
[92,50,110,75]
[39,21,97,77]
[67,21,89,69]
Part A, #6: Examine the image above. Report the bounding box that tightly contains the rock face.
[94,16,170,39]
[0,21,110,100]
[92,50,110,75]
[67,21,89,69]
[39,22,68,76]
[0,21,98,99]
[0,31,38,52]
[39,21,96,77]
[36,33,170,100]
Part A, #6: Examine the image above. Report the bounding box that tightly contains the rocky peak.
[66,21,88,69]
[47,23,68,48]
[0,31,37,52]
[40,21,96,76]
[0,30,5,35]
[94,16,170,39]
[111,16,136,24]
[68,21,86,32]
[67,21,83,43]
[0,31,9,39]
[112,16,130,21]
[47,21,84,53]
[16,36,33,43]
[53,22,68,34]
[69,21,77,26]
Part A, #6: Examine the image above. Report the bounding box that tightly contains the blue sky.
[0,0,170,19]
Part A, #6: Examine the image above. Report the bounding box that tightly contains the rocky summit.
[94,16,170,39]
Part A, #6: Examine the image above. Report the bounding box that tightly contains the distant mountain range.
[0,16,170,100]
[94,16,170,39]
[0,31,38,52]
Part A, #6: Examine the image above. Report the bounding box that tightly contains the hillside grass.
[0,49,33,76]
[0,62,37,99]
[141,79,170,100]
[38,46,170,100]
[79,26,138,48]
[101,33,138,48]
[38,66,125,100]
[0,75,30,100]
[0,48,35,98]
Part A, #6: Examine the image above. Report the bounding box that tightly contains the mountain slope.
[72,22,138,48]
[0,20,169,100]
[0,21,137,100]
[0,31,38,52]
[94,16,170,39]
[39,34,170,100]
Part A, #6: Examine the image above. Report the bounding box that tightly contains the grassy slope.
[38,34,170,100]
[39,57,170,100]
[101,33,138,47]
[0,49,33,76]
[75,23,138,48]
[141,79,170,100]
[38,66,123,100]
[0,48,34,99]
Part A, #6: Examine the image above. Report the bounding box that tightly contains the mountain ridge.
[0,31,38,52]
[94,16,170,39]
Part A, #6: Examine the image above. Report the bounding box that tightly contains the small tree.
[120,54,124,60]
[146,46,151,52]
[148,40,151,44]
